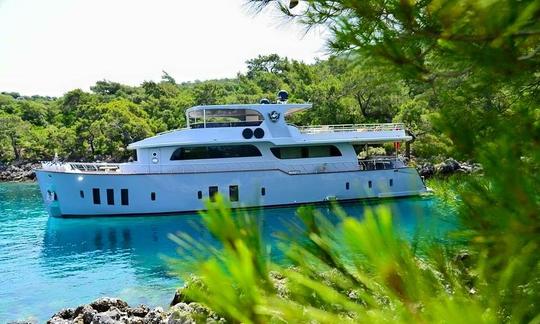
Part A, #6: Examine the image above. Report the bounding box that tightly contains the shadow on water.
[41,196,456,279]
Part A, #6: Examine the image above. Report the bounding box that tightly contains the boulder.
[418,162,435,178]
[435,158,460,175]
[143,307,165,324]
[90,298,128,313]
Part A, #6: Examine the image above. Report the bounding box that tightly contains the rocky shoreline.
[0,158,481,183]
[41,296,225,324]
[414,158,483,178]
[0,162,39,182]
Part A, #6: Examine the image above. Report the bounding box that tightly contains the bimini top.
[128,103,411,149]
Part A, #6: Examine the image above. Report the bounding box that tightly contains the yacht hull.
[35,168,427,217]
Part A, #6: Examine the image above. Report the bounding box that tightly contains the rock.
[170,276,205,306]
[73,304,97,323]
[48,295,225,324]
[90,297,129,313]
[270,271,289,298]
[0,162,39,182]
[418,162,435,178]
[128,305,150,318]
[143,307,165,324]
[167,303,224,324]
[434,158,460,175]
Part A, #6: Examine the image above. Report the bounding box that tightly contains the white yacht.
[36,95,428,217]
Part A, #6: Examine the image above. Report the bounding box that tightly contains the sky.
[0,0,326,97]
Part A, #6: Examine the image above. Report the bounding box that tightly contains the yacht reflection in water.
[41,198,447,281]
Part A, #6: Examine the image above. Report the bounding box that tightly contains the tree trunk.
[9,136,20,161]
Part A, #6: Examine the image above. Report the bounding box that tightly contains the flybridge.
[185,103,312,129]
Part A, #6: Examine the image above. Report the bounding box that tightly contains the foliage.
[170,194,538,323]
[0,54,450,162]
[164,0,540,323]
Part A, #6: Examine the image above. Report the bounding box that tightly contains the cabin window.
[121,189,129,205]
[171,145,262,160]
[389,179,393,187]
[209,186,218,201]
[368,181,372,188]
[270,145,341,159]
[229,185,239,202]
[261,187,266,196]
[346,182,350,190]
[107,189,114,205]
[197,191,202,199]
[151,192,156,201]
[93,188,101,205]
[80,190,84,198]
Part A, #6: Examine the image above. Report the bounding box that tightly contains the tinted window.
[121,189,129,205]
[107,189,114,205]
[171,145,262,160]
[93,188,101,205]
[229,185,239,202]
[270,145,341,159]
[209,186,218,201]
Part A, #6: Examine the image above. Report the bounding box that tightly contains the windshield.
[188,109,264,128]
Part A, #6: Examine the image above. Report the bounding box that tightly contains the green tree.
[0,114,30,161]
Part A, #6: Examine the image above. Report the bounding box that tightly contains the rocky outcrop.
[416,158,482,178]
[0,162,39,182]
[47,297,225,324]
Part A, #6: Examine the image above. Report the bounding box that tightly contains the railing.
[358,157,405,171]
[41,162,121,173]
[41,158,407,174]
[295,123,405,134]
[41,160,361,175]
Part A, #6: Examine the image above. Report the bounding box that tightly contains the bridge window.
[188,108,264,128]
[171,145,262,160]
[270,145,341,159]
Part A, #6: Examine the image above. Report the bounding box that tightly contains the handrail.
[295,123,405,134]
[40,157,406,174]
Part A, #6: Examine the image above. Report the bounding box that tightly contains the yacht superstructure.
[36,100,428,217]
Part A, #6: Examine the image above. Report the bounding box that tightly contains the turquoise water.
[0,182,456,323]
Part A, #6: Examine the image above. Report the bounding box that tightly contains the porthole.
[254,128,264,139]
[242,128,253,139]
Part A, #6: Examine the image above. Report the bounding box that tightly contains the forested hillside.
[0,54,449,163]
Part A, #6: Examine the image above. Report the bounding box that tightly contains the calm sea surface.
[0,182,456,323]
